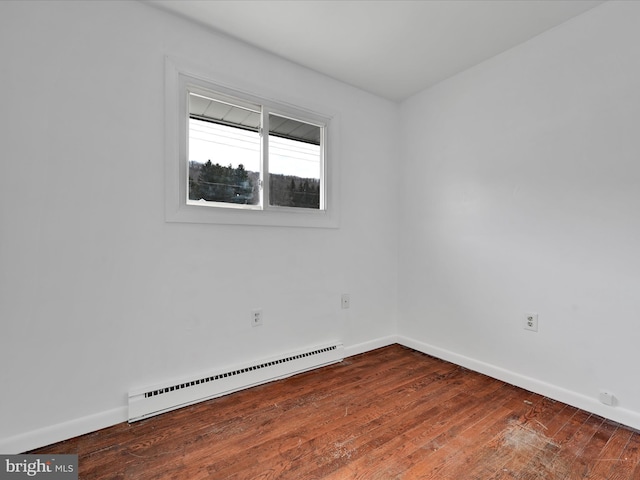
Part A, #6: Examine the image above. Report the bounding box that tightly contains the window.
[165,57,339,228]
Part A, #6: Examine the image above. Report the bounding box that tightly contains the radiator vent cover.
[128,343,343,422]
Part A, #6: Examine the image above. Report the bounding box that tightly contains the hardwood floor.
[30,345,640,479]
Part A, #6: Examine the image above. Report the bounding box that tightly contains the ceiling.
[149,0,605,102]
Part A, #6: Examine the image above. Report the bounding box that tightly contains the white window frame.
[165,57,340,228]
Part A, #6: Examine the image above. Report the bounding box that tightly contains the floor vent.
[128,343,343,422]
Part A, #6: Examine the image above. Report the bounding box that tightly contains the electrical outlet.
[524,313,538,332]
[341,294,350,309]
[251,309,263,327]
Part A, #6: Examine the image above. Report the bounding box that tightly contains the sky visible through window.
[189,119,321,179]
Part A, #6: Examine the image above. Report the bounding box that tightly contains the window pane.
[188,93,260,205]
[268,114,322,209]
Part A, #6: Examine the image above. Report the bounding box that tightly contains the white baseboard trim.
[343,335,398,358]
[1,337,397,454]
[0,406,128,455]
[397,335,640,432]
[9,334,637,455]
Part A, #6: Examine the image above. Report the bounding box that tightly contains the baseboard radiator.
[128,342,344,422]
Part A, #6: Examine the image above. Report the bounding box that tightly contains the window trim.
[164,56,340,228]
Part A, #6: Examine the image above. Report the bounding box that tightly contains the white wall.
[398,0,640,429]
[0,1,399,452]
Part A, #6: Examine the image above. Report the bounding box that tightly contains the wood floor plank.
[126,351,423,470]
[325,378,512,479]
[525,409,592,480]
[28,345,640,479]
[607,431,640,480]
[481,395,567,479]
[402,385,544,479]
[567,417,616,479]
[222,363,477,478]
[584,424,631,479]
[451,396,552,479]
[195,353,454,477]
